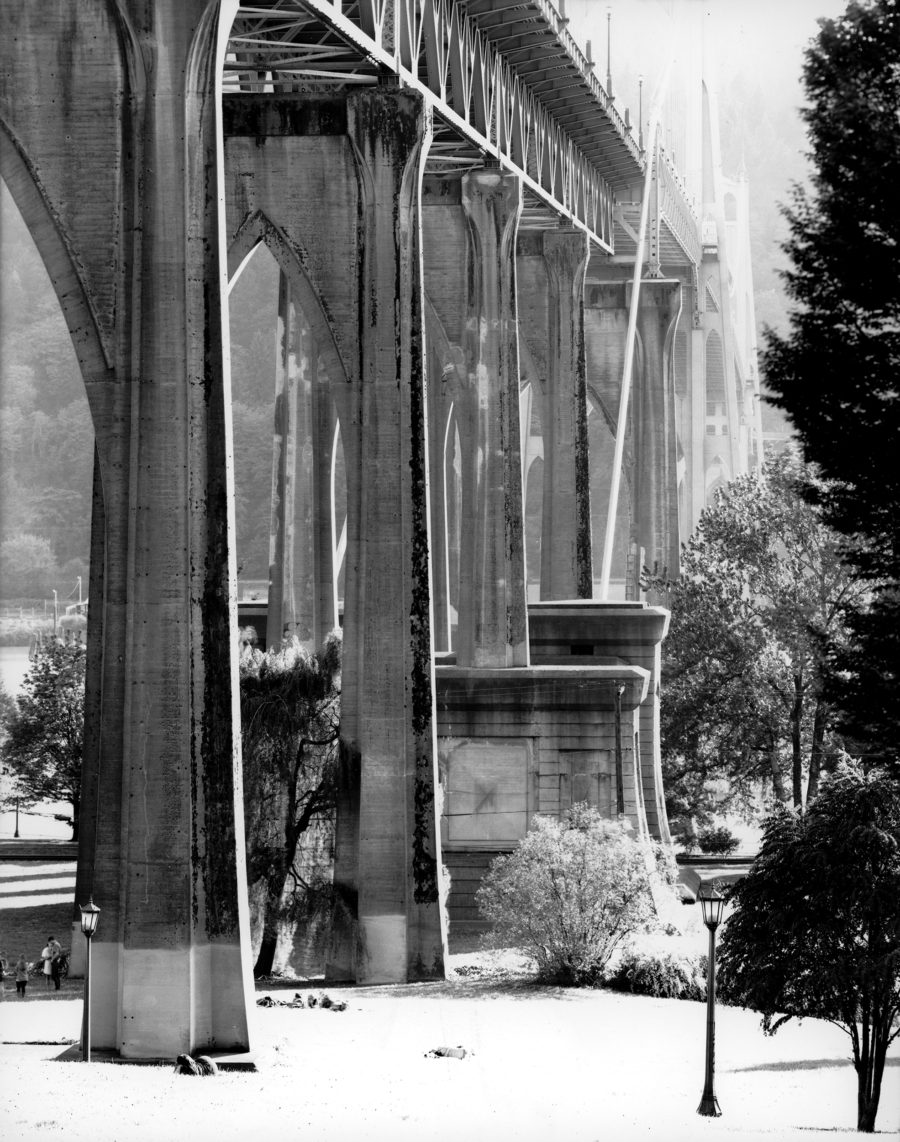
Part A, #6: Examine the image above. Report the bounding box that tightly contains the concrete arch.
[0,123,111,384]
[227,210,350,403]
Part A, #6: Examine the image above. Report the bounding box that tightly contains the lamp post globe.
[697,881,724,1117]
[79,898,100,1062]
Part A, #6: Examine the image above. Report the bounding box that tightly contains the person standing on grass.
[14,954,28,998]
[46,935,62,990]
[40,941,53,988]
[0,949,6,998]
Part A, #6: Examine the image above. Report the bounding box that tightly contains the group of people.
[0,935,64,998]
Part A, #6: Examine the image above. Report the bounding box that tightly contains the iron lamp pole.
[80,898,100,1062]
[697,881,725,1117]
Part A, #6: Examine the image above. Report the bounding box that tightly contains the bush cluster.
[605,947,707,1001]
[697,825,740,855]
[476,804,666,986]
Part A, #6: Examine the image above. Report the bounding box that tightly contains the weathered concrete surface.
[1,0,254,1059]
[267,278,335,649]
[223,89,447,984]
[517,231,593,600]
[632,281,683,585]
[423,170,530,665]
[457,170,528,667]
[528,601,671,844]
[436,661,650,930]
[583,279,682,594]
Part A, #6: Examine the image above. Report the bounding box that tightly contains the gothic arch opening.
[228,237,343,652]
[0,172,96,835]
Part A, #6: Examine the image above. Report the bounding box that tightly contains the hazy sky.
[565,0,849,150]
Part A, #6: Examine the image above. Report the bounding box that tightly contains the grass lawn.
[0,861,76,978]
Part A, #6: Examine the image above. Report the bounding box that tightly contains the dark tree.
[240,631,341,978]
[718,765,900,1133]
[0,640,84,838]
[763,1,900,768]
[647,452,862,830]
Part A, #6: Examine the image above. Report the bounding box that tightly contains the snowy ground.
[1,950,898,1142]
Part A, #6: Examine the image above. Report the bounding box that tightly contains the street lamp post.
[79,898,101,1062]
[638,74,644,153]
[697,881,725,1117]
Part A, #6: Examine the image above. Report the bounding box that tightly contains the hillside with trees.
[0,181,282,601]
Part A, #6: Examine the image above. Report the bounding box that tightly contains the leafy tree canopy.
[0,639,84,839]
[648,451,865,828]
[718,763,900,1132]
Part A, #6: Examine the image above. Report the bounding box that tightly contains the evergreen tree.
[762,1,900,767]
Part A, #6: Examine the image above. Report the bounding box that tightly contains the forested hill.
[0,182,279,602]
[0,182,93,601]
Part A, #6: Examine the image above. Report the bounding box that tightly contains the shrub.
[606,946,707,1001]
[697,824,739,856]
[475,804,658,986]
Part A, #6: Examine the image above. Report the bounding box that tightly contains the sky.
[565,0,849,192]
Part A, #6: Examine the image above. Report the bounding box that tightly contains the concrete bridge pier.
[633,280,683,585]
[517,230,593,600]
[267,276,336,651]
[1,0,255,1060]
[456,169,529,668]
[583,278,683,595]
[223,87,447,983]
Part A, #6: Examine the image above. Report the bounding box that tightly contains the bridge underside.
[0,0,757,1059]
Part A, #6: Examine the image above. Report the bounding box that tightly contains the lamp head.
[698,882,725,930]
[80,898,101,938]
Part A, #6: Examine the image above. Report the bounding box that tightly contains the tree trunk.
[71,795,79,842]
[253,869,287,978]
[769,752,787,803]
[855,1025,888,1132]
[790,673,804,809]
[807,698,827,803]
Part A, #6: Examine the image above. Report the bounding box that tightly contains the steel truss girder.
[227,0,653,252]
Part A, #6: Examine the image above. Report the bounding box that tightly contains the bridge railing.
[656,144,701,266]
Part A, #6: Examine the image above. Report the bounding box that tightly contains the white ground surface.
[1,951,898,1142]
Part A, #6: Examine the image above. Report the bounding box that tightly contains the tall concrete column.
[223,88,448,982]
[456,169,528,668]
[584,280,635,593]
[268,275,333,649]
[335,90,445,982]
[113,1,252,1060]
[268,270,300,648]
[634,280,682,581]
[425,337,452,653]
[2,0,253,1059]
[518,230,593,600]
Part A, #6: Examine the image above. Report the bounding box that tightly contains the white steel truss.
[224,1,700,261]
